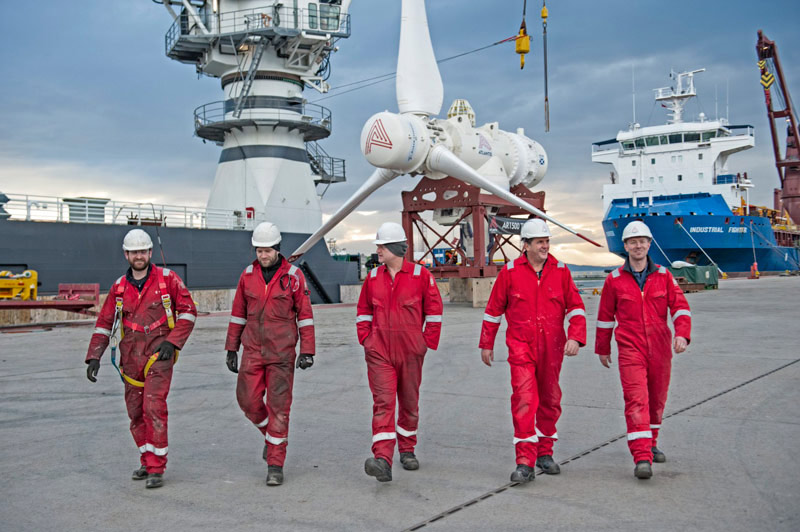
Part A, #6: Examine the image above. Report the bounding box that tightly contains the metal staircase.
[233,37,268,118]
[306,141,346,195]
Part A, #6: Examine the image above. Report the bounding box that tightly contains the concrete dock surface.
[1,276,798,531]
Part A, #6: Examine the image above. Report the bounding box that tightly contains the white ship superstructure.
[159,0,351,232]
[593,69,755,213]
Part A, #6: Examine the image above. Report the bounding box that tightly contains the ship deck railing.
[0,193,277,231]
[166,4,351,58]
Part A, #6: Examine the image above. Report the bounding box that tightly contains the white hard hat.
[622,220,653,241]
[373,222,407,245]
[122,229,153,251]
[520,218,551,239]
[251,222,282,248]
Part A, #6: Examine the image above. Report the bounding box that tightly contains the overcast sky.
[1,1,798,265]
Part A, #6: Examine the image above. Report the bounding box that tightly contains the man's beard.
[130,258,150,272]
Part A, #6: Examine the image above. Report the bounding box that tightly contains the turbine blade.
[289,168,400,260]
[396,0,443,116]
[426,146,602,247]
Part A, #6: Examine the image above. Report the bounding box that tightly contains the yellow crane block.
[0,270,38,300]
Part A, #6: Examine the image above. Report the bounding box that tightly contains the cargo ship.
[592,68,800,275]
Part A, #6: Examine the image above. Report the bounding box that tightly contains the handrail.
[194,99,331,129]
[166,4,351,54]
[1,193,280,231]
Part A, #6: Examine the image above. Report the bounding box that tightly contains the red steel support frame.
[401,177,545,279]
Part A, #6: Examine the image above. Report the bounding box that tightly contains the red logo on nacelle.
[364,119,393,154]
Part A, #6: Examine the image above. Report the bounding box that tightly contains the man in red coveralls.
[225,222,315,486]
[479,219,586,484]
[85,229,197,489]
[357,222,443,482]
[595,220,691,479]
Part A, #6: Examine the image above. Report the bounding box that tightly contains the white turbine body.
[291,0,598,258]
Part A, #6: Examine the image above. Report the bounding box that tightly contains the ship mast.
[653,68,705,124]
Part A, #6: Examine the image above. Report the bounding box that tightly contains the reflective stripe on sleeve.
[139,444,168,456]
[370,267,378,278]
[372,432,396,443]
[672,309,692,319]
[265,432,287,445]
[650,424,661,430]
[413,263,422,276]
[483,313,502,324]
[230,316,247,325]
[288,265,299,276]
[507,260,515,270]
[356,315,373,323]
[396,426,417,437]
[596,320,615,329]
[177,313,196,323]
[297,319,314,328]
[256,416,269,428]
[659,266,667,274]
[513,435,539,444]
[94,327,112,337]
[245,264,253,274]
[627,430,653,441]
[611,269,620,278]
[565,308,586,321]
[424,315,442,323]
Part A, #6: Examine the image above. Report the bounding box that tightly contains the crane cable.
[542,0,550,131]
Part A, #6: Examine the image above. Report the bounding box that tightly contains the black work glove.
[154,341,177,361]
[226,350,239,373]
[296,354,314,370]
[86,359,100,382]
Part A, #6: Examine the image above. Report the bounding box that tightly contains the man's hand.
[296,354,314,370]
[673,336,688,354]
[86,359,100,382]
[599,354,612,368]
[154,341,176,361]
[226,351,238,373]
[481,349,494,367]
[564,339,580,357]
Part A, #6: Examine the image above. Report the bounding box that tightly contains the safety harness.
[109,268,179,387]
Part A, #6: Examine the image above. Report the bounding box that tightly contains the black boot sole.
[365,458,392,482]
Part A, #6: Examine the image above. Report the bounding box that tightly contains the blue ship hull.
[602,193,800,273]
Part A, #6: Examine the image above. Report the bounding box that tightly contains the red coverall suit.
[356,262,443,466]
[86,267,196,473]
[479,254,586,466]
[225,259,315,467]
[595,261,692,463]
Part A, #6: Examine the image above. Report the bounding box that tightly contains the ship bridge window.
[635,138,646,148]
[622,141,635,150]
[659,135,669,145]
[702,131,716,141]
[320,4,341,30]
[684,132,700,142]
[669,133,683,143]
[307,3,318,29]
[646,137,659,147]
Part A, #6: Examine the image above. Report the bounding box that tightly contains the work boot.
[145,473,164,489]
[634,461,652,480]
[510,464,535,484]
[400,452,419,471]
[652,446,666,463]
[266,466,284,486]
[536,455,561,475]
[364,457,392,482]
[131,466,148,481]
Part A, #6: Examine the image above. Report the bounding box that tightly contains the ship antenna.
[631,64,636,126]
